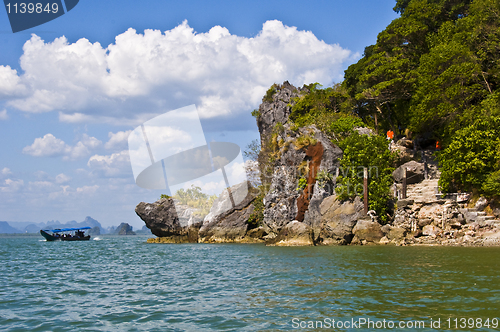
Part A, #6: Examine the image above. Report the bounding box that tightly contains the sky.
[0,0,399,229]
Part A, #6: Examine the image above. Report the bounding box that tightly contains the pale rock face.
[422,224,442,237]
[203,181,251,225]
[319,195,364,245]
[475,197,488,211]
[199,181,259,243]
[268,220,314,246]
[256,82,343,238]
[352,219,384,244]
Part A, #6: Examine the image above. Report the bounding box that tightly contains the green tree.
[438,116,500,193]
[336,133,397,223]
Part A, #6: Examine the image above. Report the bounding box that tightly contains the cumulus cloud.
[0,178,24,192]
[22,133,102,160]
[76,185,99,194]
[55,173,71,184]
[22,134,67,157]
[0,66,26,98]
[1,167,12,176]
[1,20,354,127]
[105,130,132,149]
[87,150,131,177]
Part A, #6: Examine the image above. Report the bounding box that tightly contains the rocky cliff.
[136,182,265,243]
[136,81,500,246]
[256,82,343,244]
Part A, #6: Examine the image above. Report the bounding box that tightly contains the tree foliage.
[336,133,397,223]
[438,117,500,193]
[341,0,500,198]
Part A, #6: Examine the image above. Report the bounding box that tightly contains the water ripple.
[0,236,499,331]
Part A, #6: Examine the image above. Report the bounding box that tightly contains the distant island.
[0,217,150,236]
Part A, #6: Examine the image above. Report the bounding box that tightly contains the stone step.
[478,220,500,227]
[459,208,478,214]
[477,215,495,221]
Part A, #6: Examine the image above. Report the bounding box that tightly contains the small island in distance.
[0,217,150,236]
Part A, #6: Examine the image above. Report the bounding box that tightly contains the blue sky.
[0,0,399,228]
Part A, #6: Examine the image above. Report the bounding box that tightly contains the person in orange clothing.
[386,130,394,140]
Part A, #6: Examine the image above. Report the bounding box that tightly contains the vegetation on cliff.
[255,0,500,205]
[342,0,500,198]
[336,133,397,223]
[166,185,217,216]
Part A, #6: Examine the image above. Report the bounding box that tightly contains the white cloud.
[76,185,99,194]
[87,150,131,177]
[1,167,12,176]
[22,133,67,157]
[0,109,8,120]
[28,181,55,192]
[55,173,71,184]
[0,66,26,98]
[1,20,354,127]
[0,178,24,192]
[22,133,102,160]
[105,130,132,149]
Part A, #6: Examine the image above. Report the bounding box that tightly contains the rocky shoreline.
[136,82,500,247]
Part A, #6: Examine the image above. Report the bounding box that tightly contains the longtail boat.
[40,227,91,241]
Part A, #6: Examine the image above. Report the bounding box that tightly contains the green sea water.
[0,235,499,331]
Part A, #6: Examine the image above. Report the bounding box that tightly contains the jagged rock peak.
[256,81,308,142]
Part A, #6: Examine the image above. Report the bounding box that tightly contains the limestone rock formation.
[199,182,260,243]
[255,82,343,239]
[319,196,364,245]
[267,220,314,246]
[351,219,384,244]
[114,223,136,235]
[135,198,201,242]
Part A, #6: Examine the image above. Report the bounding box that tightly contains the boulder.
[136,198,184,237]
[381,225,406,242]
[475,197,488,211]
[393,161,425,184]
[352,218,384,243]
[418,218,432,228]
[267,221,314,246]
[135,198,201,242]
[422,225,442,237]
[417,203,443,221]
[319,196,364,245]
[199,182,259,243]
[256,82,343,237]
[198,203,255,243]
[203,182,254,225]
[483,231,500,246]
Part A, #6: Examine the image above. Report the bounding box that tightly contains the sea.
[1,235,499,331]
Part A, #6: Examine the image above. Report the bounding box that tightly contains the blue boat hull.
[40,230,90,241]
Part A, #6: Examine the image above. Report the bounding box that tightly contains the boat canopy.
[42,227,92,233]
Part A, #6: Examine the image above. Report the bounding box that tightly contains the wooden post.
[402,167,407,199]
[364,167,368,214]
